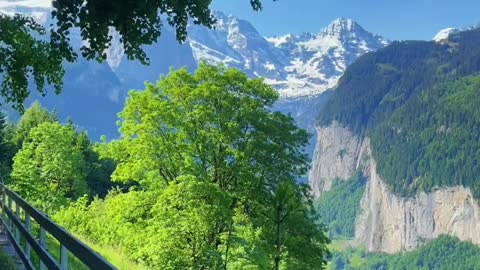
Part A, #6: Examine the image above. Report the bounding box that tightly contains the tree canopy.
[13,101,58,146]
[11,122,87,212]
[6,102,116,212]
[1,0,273,110]
[55,63,329,269]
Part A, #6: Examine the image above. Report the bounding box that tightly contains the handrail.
[0,182,117,270]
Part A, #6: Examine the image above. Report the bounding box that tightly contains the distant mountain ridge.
[187,13,389,98]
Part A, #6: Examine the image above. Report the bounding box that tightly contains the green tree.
[96,63,329,268]
[11,122,88,213]
[137,175,231,269]
[76,131,116,197]
[266,181,330,270]
[14,101,58,147]
[1,0,273,109]
[0,112,17,179]
[221,207,270,269]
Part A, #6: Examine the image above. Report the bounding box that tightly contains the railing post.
[60,245,69,270]
[15,203,20,243]
[0,185,116,270]
[25,214,31,260]
[1,185,5,224]
[40,227,47,270]
[7,196,12,230]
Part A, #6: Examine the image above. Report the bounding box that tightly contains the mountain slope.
[310,28,480,253]
[317,28,480,197]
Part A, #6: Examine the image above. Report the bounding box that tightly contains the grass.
[43,234,146,270]
[18,228,145,270]
[73,235,146,270]
[6,202,144,270]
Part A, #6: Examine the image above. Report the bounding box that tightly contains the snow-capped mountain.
[1,3,388,141]
[187,13,389,98]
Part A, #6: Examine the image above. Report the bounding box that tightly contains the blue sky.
[212,0,480,40]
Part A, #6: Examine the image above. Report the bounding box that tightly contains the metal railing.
[0,182,117,270]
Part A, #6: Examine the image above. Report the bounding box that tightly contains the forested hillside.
[317,28,480,198]
[314,172,366,238]
[328,235,480,270]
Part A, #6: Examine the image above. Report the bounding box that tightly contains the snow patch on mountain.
[105,28,125,70]
[433,28,459,42]
[188,15,388,98]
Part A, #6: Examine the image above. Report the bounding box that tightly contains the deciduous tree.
[11,122,88,212]
[97,63,329,268]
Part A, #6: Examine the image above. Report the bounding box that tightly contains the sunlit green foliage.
[11,122,88,212]
[76,131,116,197]
[56,64,329,269]
[14,101,58,147]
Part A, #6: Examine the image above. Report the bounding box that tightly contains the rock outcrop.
[308,122,369,197]
[356,153,480,253]
[310,124,480,253]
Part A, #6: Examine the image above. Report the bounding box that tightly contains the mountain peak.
[322,17,362,35]
[329,17,357,27]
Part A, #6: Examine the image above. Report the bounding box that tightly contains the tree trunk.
[274,207,282,270]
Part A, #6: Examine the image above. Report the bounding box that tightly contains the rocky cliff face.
[310,124,480,253]
[308,122,369,197]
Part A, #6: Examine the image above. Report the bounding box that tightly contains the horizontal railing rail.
[0,182,117,270]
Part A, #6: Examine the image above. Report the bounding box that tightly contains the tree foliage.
[14,101,58,146]
[1,0,273,109]
[76,131,116,197]
[0,15,66,110]
[314,172,366,238]
[57,63,329,269]
[11,122,88,212]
